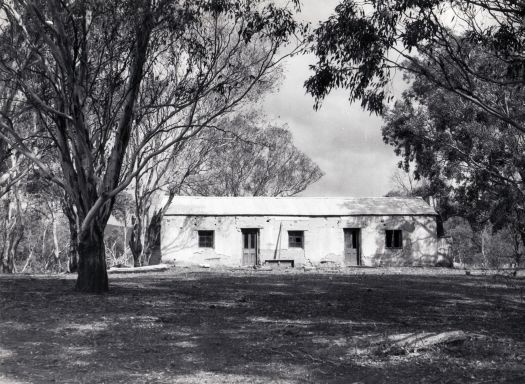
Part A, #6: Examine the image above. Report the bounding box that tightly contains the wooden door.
[344,228,360,266]
[242,229,259,266]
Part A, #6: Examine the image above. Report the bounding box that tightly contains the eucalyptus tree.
[306,0,525,129]
[382,49,525,263]
[0,0,301,292]
[189,115,324,197]
[304,0,525,260]
[122,7,302,267]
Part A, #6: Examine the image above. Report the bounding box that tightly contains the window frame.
[385,229,403,249]
[288,230,305,249]
[198,230,215,248]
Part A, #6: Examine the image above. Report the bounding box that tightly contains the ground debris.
[107,264,171,274]
[376,330,473,355]
[1,271,524,384]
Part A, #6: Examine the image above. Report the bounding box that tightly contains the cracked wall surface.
[160,215,439,267]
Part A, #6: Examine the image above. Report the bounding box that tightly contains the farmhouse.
[160,196,444,268]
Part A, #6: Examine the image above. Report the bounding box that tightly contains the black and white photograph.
[0,0,524,383]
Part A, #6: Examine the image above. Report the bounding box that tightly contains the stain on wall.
[161,215,438,267]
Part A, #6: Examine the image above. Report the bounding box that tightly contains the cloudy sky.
[263,1,401,197]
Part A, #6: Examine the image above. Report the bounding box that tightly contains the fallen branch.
[381,330,470,354]
[108,264,171,274]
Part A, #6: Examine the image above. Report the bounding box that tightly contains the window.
[288,231,304,249]
[198,231,214,248]
[385,230,403,248]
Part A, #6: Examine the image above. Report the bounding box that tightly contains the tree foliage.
[187,115,324,197]
[307,0,525,265]
[0,0,302,291]
[382,45,525,263]
[306,0,525,131]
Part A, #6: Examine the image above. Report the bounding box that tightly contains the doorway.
[241,229,259,266]
[344,228,361,266]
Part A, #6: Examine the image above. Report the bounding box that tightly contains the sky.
[262,1,401,197]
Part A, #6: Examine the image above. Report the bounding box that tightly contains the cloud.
[263,52,400,197]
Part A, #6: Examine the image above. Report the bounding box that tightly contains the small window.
[288,231,304,248]
[198,231,214,248]
[385,230,403,248]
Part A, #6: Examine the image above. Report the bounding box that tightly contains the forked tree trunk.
[76,224,108,293]
[143,191,177,266]
[144,209,162,265]
[1,221,23,273]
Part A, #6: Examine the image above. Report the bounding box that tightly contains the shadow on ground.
[0,271,524,383]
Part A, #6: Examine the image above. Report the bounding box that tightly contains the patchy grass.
[0,269,524,383]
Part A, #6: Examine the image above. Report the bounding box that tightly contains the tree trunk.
[1,230,16,273]
[129,216,143,267]
[143,190,177,266]
[41,223,49,269]
[144,209,162,265]
[123,212,129,264]
[1,187,23,273]
[517,230,525,268]
[51,213,61,272]
[68,222,79,273]
[1,218,22,273]
[62,197,79,273]
[75,224,108,293]
[21,247,34,273]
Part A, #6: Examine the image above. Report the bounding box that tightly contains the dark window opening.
[437,215,445,237]
[385,230,403,248]
[198,230,214,248]
[345,229,359,249]
[288,231,304,249]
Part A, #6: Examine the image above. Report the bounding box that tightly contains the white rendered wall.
[161,215,438,267]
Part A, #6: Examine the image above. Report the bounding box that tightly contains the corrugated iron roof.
[164,196,437,216]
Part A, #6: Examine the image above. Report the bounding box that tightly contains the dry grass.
[0,269,524,383]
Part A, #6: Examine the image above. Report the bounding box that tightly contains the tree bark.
[517,230,525,268]
[68,222,79,273]
[63,197,79,273]
[75,224,108,293]
[129,216,143,267]
[1,186,24,273]
[144,209,162,265]
[143,191,178,266]
[51,213,61,272]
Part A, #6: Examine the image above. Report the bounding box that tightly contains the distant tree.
[128,112,323,266]
[0,166,25,273]
[387,170,427,198]
[443,216,479,266]
[0,83,32,273]
[444,217,524,268]
[0,0,301,291]
[189,115,324,197]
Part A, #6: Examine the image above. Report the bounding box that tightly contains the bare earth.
[0,268,524,384]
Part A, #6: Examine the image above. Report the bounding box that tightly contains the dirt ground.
[0,268,524,384]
